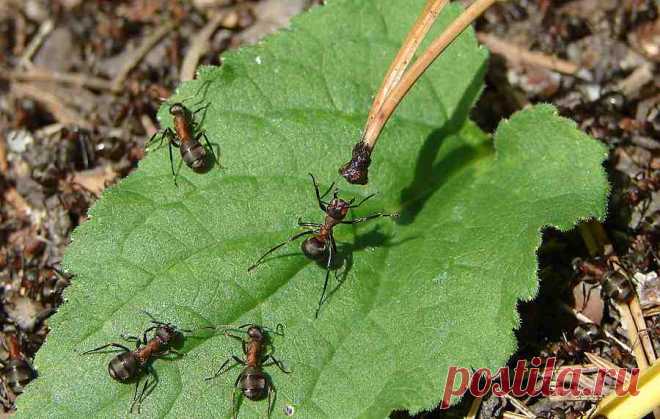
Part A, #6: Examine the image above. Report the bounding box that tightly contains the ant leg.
[315,242,334,319]
[581,283,600,311]
[162,348,185,358]
[267,380,276,418]
[81,343,131,355]
[263,355,291,373]
[206,358,233,381]
[223,331,248,353]
[167,138,177,183]
[341,212,399,224]
[130,375,145,414]
[197,131,220,167]
[131,365,159,414]
[205,356,245,381]
[308,173,333,211]
[275,323,285,336]
[349,193,376,208]
[148,128,169,148]
[298,217,322,228]
[121,334,143,349]
[231,374,243,419]
[191,103,210,117]
[248,230,316,271]
[141,311,163,324]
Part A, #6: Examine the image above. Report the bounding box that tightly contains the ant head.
[247,326,265,341]
[156,323,185,348]
[326,196,351,220]
[169,103,186,116]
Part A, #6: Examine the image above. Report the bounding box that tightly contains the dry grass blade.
[364,0,449,134]
[5,68,115,91]
[502,394,535,418]
[181,12,227,81]
[362,0,497,148]
[476,32,582,76]
[340,0,498,184]
[10,82,90,128]
[112,21,177,92]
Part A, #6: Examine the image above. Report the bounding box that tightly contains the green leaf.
[17,0,608,418]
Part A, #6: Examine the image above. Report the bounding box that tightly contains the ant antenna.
[176,80,212,108]
[141,310,169,326]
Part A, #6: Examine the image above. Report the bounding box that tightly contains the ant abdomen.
[240,367,268,400]
[180,141,207,171]
[301,237,327,261]
[601,271,633,303]
[108,352,140,382]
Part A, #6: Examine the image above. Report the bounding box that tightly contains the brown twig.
[111,20,177,92]
[4,67,115,92]
[10,82,90,128]
[19,19,54,69]
[0,131,8,174]
[475,32,581,75]
[181,13,227,81]
[339,0,497,184]
[502,394,535,418]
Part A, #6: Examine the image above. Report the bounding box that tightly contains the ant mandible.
[248,173,398,317]
[206,324,290,419]
[148,101,219,185]
[81,312,190,413]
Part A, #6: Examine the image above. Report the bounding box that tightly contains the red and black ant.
[148,101,219,185]
[248,173,398,317]
[572,257,635,308]
[206,324,289,419]
[81,312,192,413]
[0,331,36,396]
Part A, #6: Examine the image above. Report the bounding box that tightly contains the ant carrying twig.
[248,173,398,317]
[148,101,219,185]
[206,324,289,419]
[81,312,194,413]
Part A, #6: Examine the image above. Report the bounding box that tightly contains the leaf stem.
[339,0,498,184]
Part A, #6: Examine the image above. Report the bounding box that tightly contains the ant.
[572,257,634,308]
[81,312,190,413]
[148,101,218,185]
[248,173,398,317]
[206,324,289,419]
[0,331,37,395]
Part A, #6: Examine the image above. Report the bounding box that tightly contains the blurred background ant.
[0,328,37,397]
